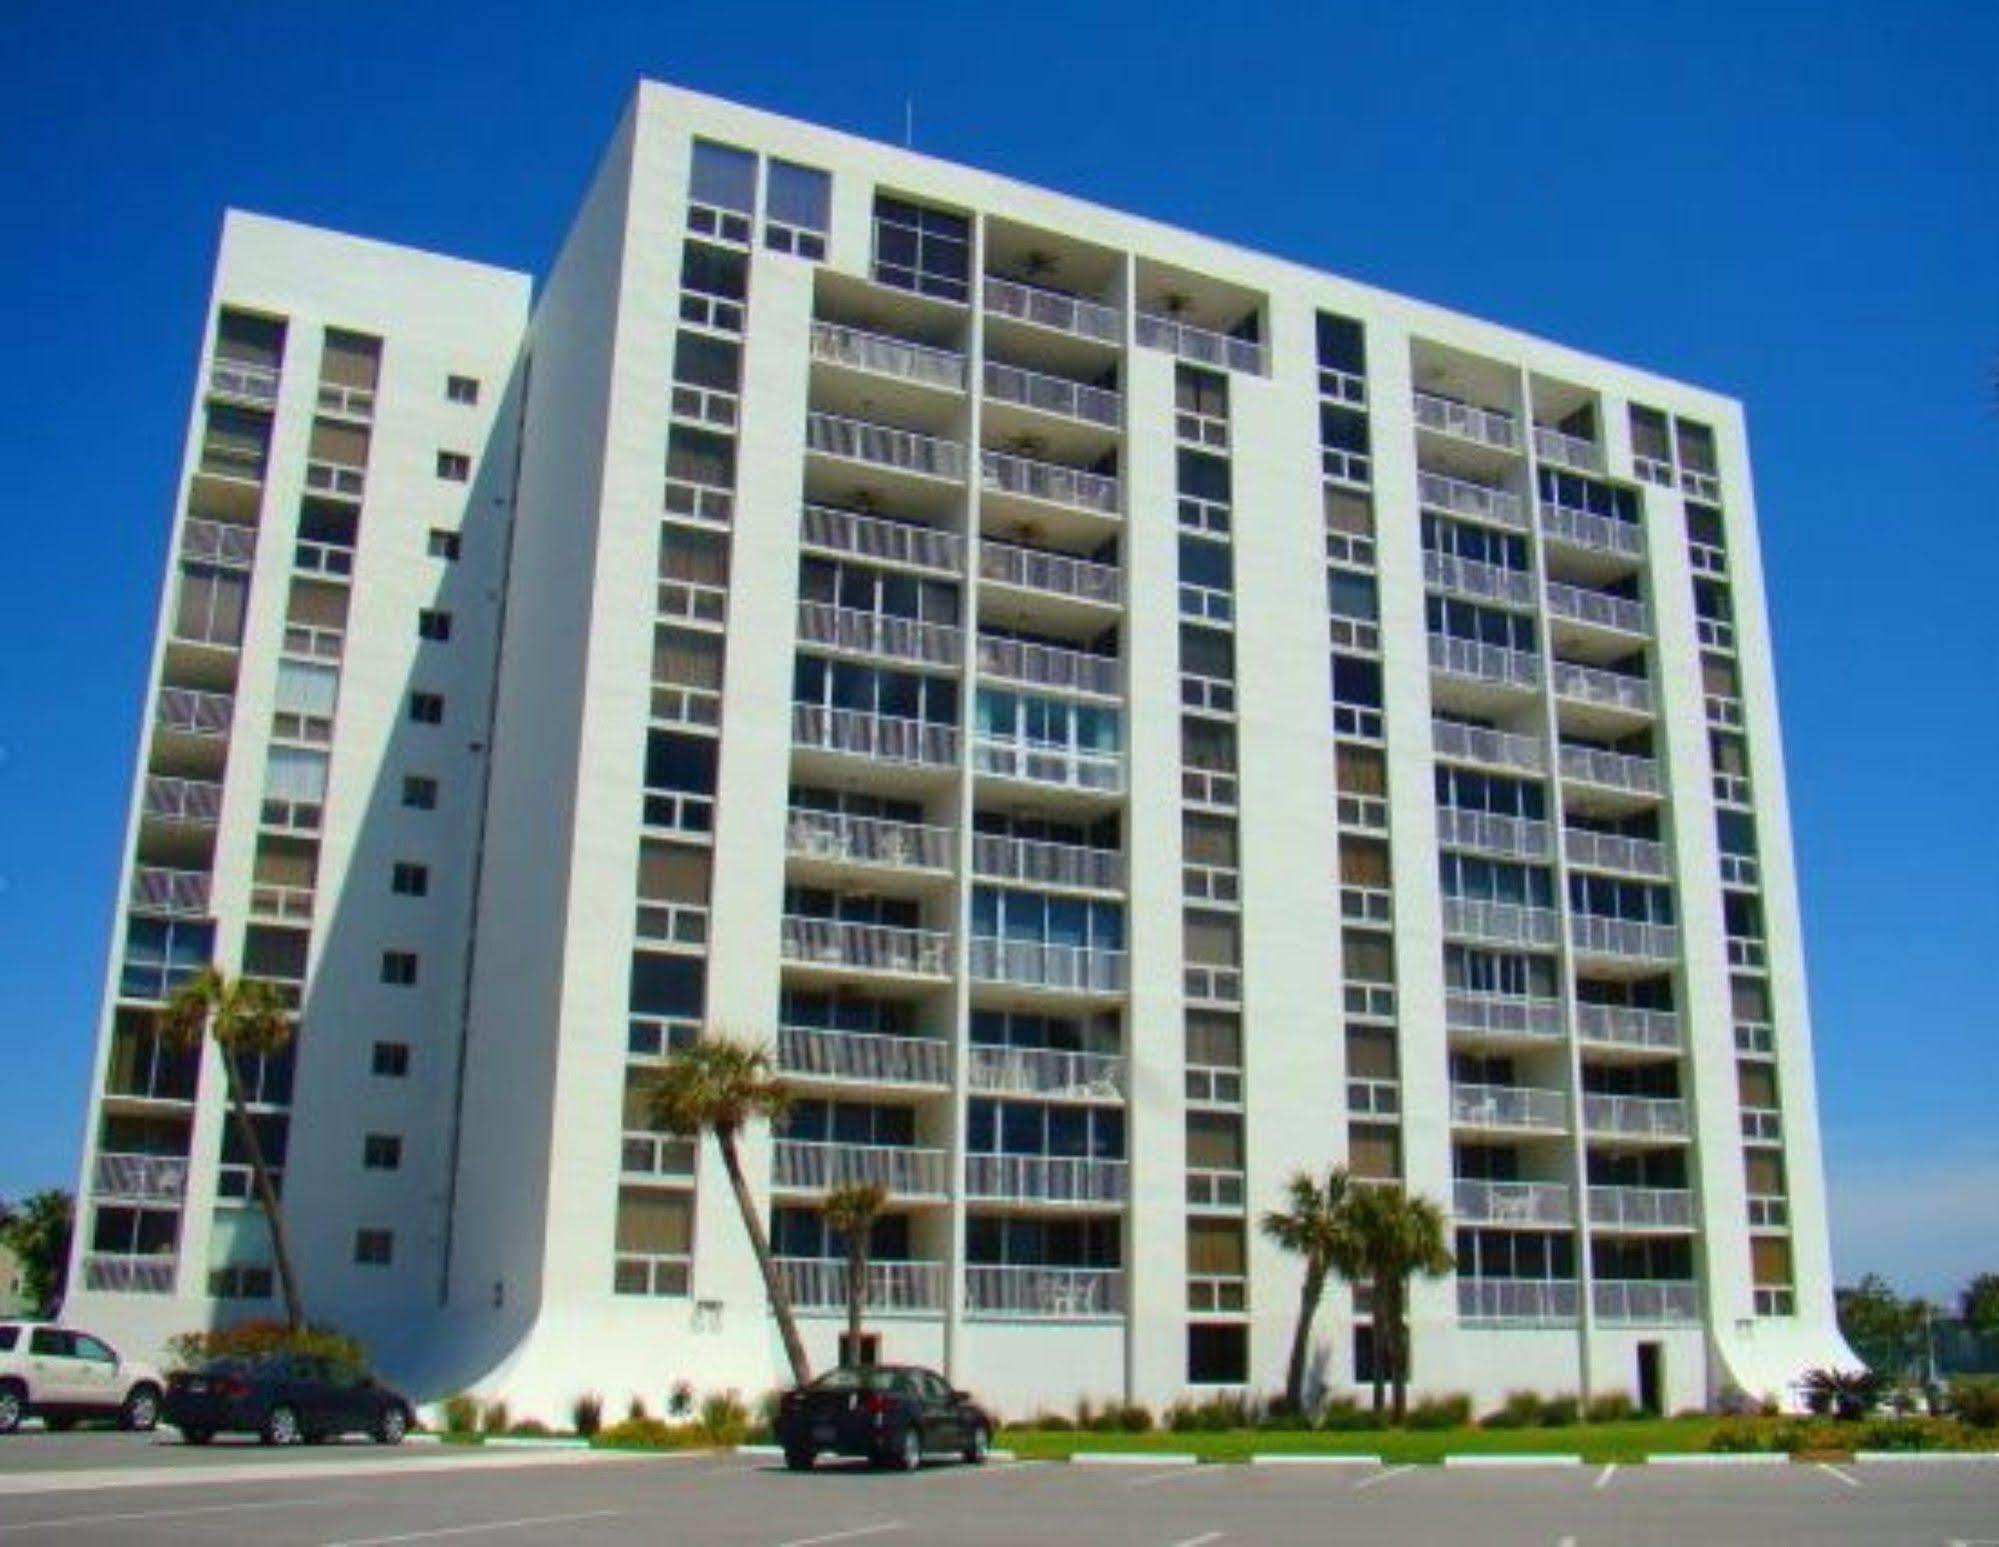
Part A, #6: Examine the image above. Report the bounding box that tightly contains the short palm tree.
[821,1182,888,1366]
[159,966,304,1329]
[1259,1166,1361,1414]
[1344,1183,1454,1421]
[646,1033,811,1386]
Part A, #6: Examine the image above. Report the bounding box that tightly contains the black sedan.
[163,1354,413,1446]
[775,1364,991,1471]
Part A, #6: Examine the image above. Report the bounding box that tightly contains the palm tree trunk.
[716,1125,812,1386]
[845,1237,867,1364]
[220,1046,304,1330]
[1284,1264,1325,1414]
[1369,1271,1389,1415]
[1389,1278,1409,1425]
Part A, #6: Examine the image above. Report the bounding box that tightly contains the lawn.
[1000,1417,1725,1464]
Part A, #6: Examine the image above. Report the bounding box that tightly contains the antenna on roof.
[904,97,914,149]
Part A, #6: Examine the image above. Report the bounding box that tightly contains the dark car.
[775,1364,991,1472]
[163,1354,413,1446]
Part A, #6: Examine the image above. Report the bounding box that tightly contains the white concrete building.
[66,81,1849,1420]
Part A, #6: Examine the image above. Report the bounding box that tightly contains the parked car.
[0,1321,165,1434]
[163,1354,413,1446]
[775,1364,991,1471]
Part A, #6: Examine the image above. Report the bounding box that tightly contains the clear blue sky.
[2,1,1992,1298]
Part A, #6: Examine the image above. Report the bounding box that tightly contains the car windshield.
[807,1368,900,1393]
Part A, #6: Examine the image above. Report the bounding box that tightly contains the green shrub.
[595,1416,700,1450]
[1074,1396,1096,1430]
[1318,1397,1386,1432]
[1255,1402,1317,1432]
[696,1390,750,1446]
[1858,1418,1934,1452]
[571,1394,603,1438]
[481,1401,511,1436]
[167,1320,368,1374]
[1023,1411,1073,1432]
[1798,1367,1885,1421]
[440,1394,480,1436]
[1707,1420,1769,1453]
[1482,1390,1545,1430]
[1405,1394,1472,1431]
[1537,1393,1580,1427]
[506,1419,552,1438]
[1115,1403,1154,1433]
[1585,1393,1638,1423]
[627,1396,651,1423]
[1948,1377,1999,1429]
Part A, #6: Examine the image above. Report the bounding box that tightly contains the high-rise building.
[67,81,1848,1419]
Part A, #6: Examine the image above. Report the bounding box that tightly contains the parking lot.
[0,1432,1996,1544]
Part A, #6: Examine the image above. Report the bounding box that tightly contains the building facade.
[65,81,1848,1419]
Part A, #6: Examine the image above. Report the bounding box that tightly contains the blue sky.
[1,1,1993,1298]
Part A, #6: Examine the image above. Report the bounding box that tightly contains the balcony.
[965,1152,1128,1206]
[983,275,1123,346]
[1451,1082,1568,1133]
[801,504,963,577]
[1428,634,1541,692]
[1413,390,1521,452]
[792,703,958,769]
[809,320,967,393]
[155,686,234,739]
[1558,743,1660,797]
[1582,1093,1689,1140]
[785,807,954,875]
[1458,1278,1577,1323]
[967,936,1127,995]
[1546,582,1649,638]
[1594,1279,1699,1323]
[797,601,963,668]
[130,866,211,919]
[1432,719,1546,775]
[780,916,952,978]
[805,412,966,482]
[1576,1004,1682,1053]
[1541,503,1644,560]
[773,1139,949,1198]
[983,360,1121,429]
[1435,807,1552,861]
[1446,991,1564,1043]
[979,539,1122,610]
[180,518,257,569]
[778,1257,947,1313]
[972,737,1123,795]
[1135,311,1266,375]
[142,776,223,828]
[303,459,365,500]
[965,1263,1124,1318]
[980,448,1120,519]
[976,633,1118,698]
[1417,471,1527,530]
[1441,897,1560,949]
[93,1152,189,1202]
[1454,1179,1572,1226]
[776,1026,950,1089]
[619,1131,697,1180]
[1588,1187,1695,1231]
[1564,828,1669,879]
[81,1254,176,1295]
[208,356,280,405]
[968,1044,1126,1101]
[1423,551,1536,608]
[1552,661,1655,716]
[1569,915,1680,963]
[197,438,267,484]
[972,831,1123,892]
[1532,425,1603,474]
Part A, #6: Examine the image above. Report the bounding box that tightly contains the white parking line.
[1353,1463,1417,1491]
[1167,1533,1225,1547]
[1815,1462,1861,1490]
[1594,1463,1618,1490]
[769,1526,905,1547]
[320,1512,622,1546]
[0,1497,338,1534]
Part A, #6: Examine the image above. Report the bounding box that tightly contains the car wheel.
[262,1405,302,1446]
[180,1428,214,1446]
[0,1384,25,1435]
[894,1423,922,1472]
[121,1386,162,1433]
[783,1445,815,1472]
[962,1423,989,1466]
[374,1406,408,1446]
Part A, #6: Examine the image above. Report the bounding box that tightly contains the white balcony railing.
[980,448,1120,516]
[967,936,1127,994]
[1540,503,1646,559]
[785,807,954,872]
[1546,581,1649,637]
[1564,828,1669,878]
[1423,550,1537,608]
[1558,743,1661,795]
[1428,634,1541,691]
[979,539,1122,608]
[1454,1179,1572,1225]
[1576,1004,1683,1052]
[142,776,224,827]
[797,601,963,667]
[1445,992,1564,1042]
[1432,719,1546,774]
[973,737,1123,793]
[1594,1279,1700,1323]
[965,1152,1129,1205]
[1582,1093,1689,1139]
[801,503,963,575]
[1135,311,1267,375]
[780,916,952,977]
[81,1254,176,1295]
[1435,807,1552,860]
[208,356,280,403]
[968,1044,1126,1101]
[1532,425,1604,474]
[983,360,1121,428]
[1451,1082,1568,1131]
[155,686,234,738]
[1569,914,1680,962]
[1588,1187,1695,1230]
[773,1140,948,1197]
[793,703,958,767]
[1413,390,1521,451]
[93,1152,189,1201]
[971,831,1123,892]
[777,1257,947,1312]
[619,1131,697,1179]
[965,1263,1124,1317]
[976,633,1119,697]
[776,1026,951,1088]
[1458,1278,1577,1323]
[1441,897,1560,948]
[983,276,1123,345]
[1552,660,1655,714]
[1417,471,1527,529]
[809,320,967,392]
[180,517,257,569]
[130,866,211,918]
[805,411,966,481]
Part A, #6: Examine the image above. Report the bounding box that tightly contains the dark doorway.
[1637,1341,1664,1415]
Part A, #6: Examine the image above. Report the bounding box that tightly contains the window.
[1188,1323,1248,1384]
[689,138,757,243]
[401,775,438,810]
[362,1134,402,1171]
[428,528,461,561]
[380,951,418,986]
[409,691,444,725]
[765,159,831,259]
[872,194,970,303]
[446,374,480,405]
[417,609,453,641]
[371,1041,410,1078]
[354,1229,394,1266]
[436,451,470,483]
[391,862,429,897]
[274,659,339,741]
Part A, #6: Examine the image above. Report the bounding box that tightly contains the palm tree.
[647,1034,812,1386]
[1344,1184,1454,1422]
[821,1182,888,1366]
[1259,1167,1361,1414]
[159,966,304,1329]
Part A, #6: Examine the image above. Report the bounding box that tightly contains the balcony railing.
[620,1131,697,1179]
[983,360,1121,428]
[777,1026,951,1088]
[967,936,1127,994]
[1412,390,1521,451]
[780,916,952,977]
[773,1139,948,1197]
[1576,1004,1682,1052]
[1417,471,1527,530]
[1432,719,1545,774]
[1546,581,1649,637]
[180,517,257,569]
[130,866,211,918]
[979,539,1122,608]
[1681,468,1722,502]
[81,1254,176,1295]
[1594,1279,1699,1323]
[983,276,1123,345]
[1423,550,1537,608]
[1564,828,1669,878]
[1532,425,1603,474]
[1428,634,1541,691]
[1540,503,1645,559]
[778,1257,947,1312]
[793,703,958,768]
[980,448,1120,516]
[1588,1187,1695,1230]
[965,1152,1129,1205]
[976,633,1118,698]
[968,1044,1126,1101]
[208,356,280,404]
[1458,1278,1577,1323]
[1451,1082,1567,1132]
[93,1152,189,1201]
[1582,1093,1689,1139]
[1454,1178,1572,1225]
[797,601,963,667]
[972,831,1123,892]
[1569,914,1680,962]
[155,686,234,739]
[809,320,967,392]
[1441,897,1560,948]
[806,412,966,481]
[1445,992,1564,1042]
[1552,661,1655,715]
[1435,807,1551,861]
[198,439,266,482]
[801,503,963,576]
[965,1263,1124,1317]
[1558,743,1660,795]
[786,807,954,873]
[973,737,1123,793]
[142,776,224,827]
[1135,311,1266,375]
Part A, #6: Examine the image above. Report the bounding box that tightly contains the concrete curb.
[483,1436,594,1451]
[1070,1451,1199,1466]
[1645,1452,1787,1466]
[734,1444,784,1457]
[1442,1453,1583,1467]
[1248,1453,1382,1466]
[1853,1450,1998,1463]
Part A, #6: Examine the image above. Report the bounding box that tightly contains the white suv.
[0,1322,164,1434]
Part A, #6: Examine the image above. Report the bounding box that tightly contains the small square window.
[380,950,418,986]
[418,609,453,642]
[354,1229,394,1266]
[401,775,438,810]
[436,451,471,482]
[371,1041,410,1077]
[446,375,480,405]
[409,692,444,725]
[363,1134,403,1170]
[428,528,462,561]
[391,862,429,897]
